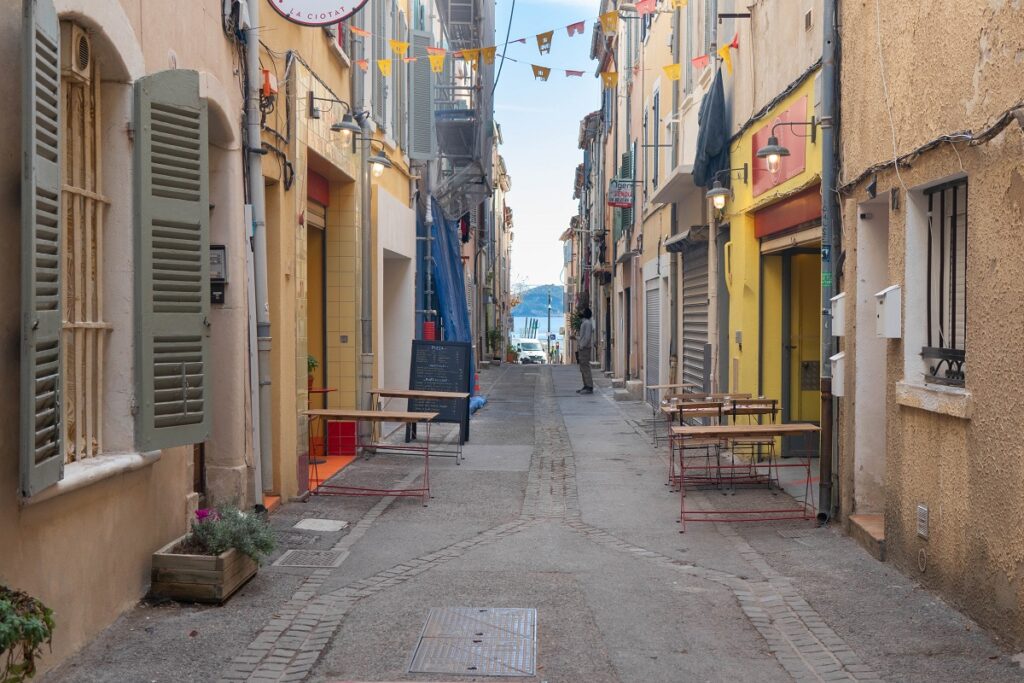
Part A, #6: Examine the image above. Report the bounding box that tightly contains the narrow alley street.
[46,365,1019,683]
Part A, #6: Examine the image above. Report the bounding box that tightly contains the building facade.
[836,0,1024,646]
[3,0,251,670]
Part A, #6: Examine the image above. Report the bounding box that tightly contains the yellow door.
[307,208,326,408]
[788,253,821,423]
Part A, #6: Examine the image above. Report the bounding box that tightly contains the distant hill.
[512,285,564,317]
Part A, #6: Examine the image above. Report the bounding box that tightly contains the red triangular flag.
[565,69,584,77]
[730,32,740,49]
[566,21,585,37]
[512,37,526,44]
[691,54,710,70]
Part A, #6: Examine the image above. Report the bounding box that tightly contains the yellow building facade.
[722,71,823,454]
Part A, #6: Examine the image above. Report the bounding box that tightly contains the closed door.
[645,285,660,405]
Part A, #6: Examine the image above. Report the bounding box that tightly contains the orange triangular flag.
[428,53,445,73]
[426,46,446,55]
[691,54,709,70]
[663,63,681,81]
[403,57,417,63]
[532,64,551,81]
[600,71,618,88]
[377,59,392,77]
[356,59,369,71]
[482,46,497,64]
[350,26,370,37]
[537,30,553,55]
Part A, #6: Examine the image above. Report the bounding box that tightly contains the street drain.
[408,607,537,677]
[272,549,346,568]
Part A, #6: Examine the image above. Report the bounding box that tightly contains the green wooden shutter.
[408,29,435,160]
[621,151,634,230]
[21,0,63,496]
[134,69,211,451]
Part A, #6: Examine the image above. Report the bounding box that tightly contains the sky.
[493,0,601,288]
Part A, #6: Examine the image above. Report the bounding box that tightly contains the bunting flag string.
[338,2,741,85]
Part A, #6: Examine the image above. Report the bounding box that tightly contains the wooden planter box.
[150,535,258,604]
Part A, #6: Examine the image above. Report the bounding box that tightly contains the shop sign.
[269,0,369,26]
[607,180,633,208]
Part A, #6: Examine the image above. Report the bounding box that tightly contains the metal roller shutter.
[645,284,660,406]
[681,245,708,392]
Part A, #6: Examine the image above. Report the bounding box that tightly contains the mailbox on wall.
[830,292,847,337]
[875,285,901,338]
[830,352,846,397]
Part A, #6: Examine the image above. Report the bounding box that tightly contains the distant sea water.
[512,315,566,342]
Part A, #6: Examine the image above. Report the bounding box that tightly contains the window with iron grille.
[923,178,968,387]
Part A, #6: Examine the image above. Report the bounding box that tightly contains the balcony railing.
[921,346,965,387]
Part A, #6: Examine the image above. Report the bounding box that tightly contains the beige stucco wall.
[838,0,1024,645]
[0,0,250,673]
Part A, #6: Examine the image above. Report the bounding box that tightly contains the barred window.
[922,178,968,387]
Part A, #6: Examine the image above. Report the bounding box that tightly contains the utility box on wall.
[831,292,846,337]
[830,352,846,396]
[875,285,901,338]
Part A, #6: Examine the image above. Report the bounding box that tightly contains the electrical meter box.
[875,285,901,338]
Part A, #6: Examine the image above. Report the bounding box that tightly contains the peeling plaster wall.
[838,0,1024,645]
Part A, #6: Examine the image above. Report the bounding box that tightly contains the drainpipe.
[358,120,373,421]
[706,10,720,393]
[818,0,839,522]
[246,0,273,494]
[424,165,435,330]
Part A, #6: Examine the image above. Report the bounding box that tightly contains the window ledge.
[23,451,162,506]
[896,381,972,420]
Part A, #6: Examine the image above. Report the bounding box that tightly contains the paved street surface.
[46,365,1022,683]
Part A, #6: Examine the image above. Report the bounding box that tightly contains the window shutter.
[408,29,435,160]
[372,0,387,129]
[20,0,63,496]
[397,11,408,150]
[134,70,211,451]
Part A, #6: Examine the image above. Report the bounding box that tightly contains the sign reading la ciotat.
[270,0,370,26]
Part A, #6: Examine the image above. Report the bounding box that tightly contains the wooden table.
[646,383,704,444]
[371,388,471,463]
[307,387,337,463]
[302,409,439,505]
[669,423,821,531]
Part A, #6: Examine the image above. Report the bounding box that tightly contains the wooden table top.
[661,405,723,418]
[303,409,439,423]
[371,388,470,399]
[647,383,701,390]
[671,423,820,437]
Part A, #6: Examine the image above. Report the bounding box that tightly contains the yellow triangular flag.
[390,40,410,56]
[532,64,551,81]
[599,11,618,36]
[600,71,618,88]
[718,42,733,74]
[482,46,497,64]
[428,53,445,73]
[663,63,682,81]
[377,59,392,77]
[671,0,688,8]
[462,48,480,63]
[536,30,554,55]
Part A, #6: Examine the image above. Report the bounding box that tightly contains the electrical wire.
[874,0,906,191]
[492,0,517,96]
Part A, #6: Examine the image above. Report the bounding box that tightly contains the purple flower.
[195,508,214,522]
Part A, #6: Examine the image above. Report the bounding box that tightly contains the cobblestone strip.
[521,369,580,520]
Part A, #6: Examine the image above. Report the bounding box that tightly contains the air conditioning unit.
[61,23,92,83]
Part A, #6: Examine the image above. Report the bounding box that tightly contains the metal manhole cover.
[273,549,346,568]
[409,608,537,677]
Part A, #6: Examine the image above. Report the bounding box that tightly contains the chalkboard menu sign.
[408,340,471,442]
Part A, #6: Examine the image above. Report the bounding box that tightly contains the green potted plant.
[487,328,503,362]
[0,586,54,682]
[307,354,319,391]
[150,506,276,604]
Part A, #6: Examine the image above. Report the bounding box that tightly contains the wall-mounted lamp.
[308,91,364,145]
[704,164,749,210]
[367,141,392,178]
[755,116,818,174]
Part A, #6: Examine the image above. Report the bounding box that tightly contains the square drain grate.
[409,607,537,677]
[273,549,346,568]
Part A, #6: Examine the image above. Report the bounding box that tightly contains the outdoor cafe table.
[370,388,470,464]
[302,409,439,505]
[670,422,821,531]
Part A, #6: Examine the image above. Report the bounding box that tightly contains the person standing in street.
[576,308,594,394]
